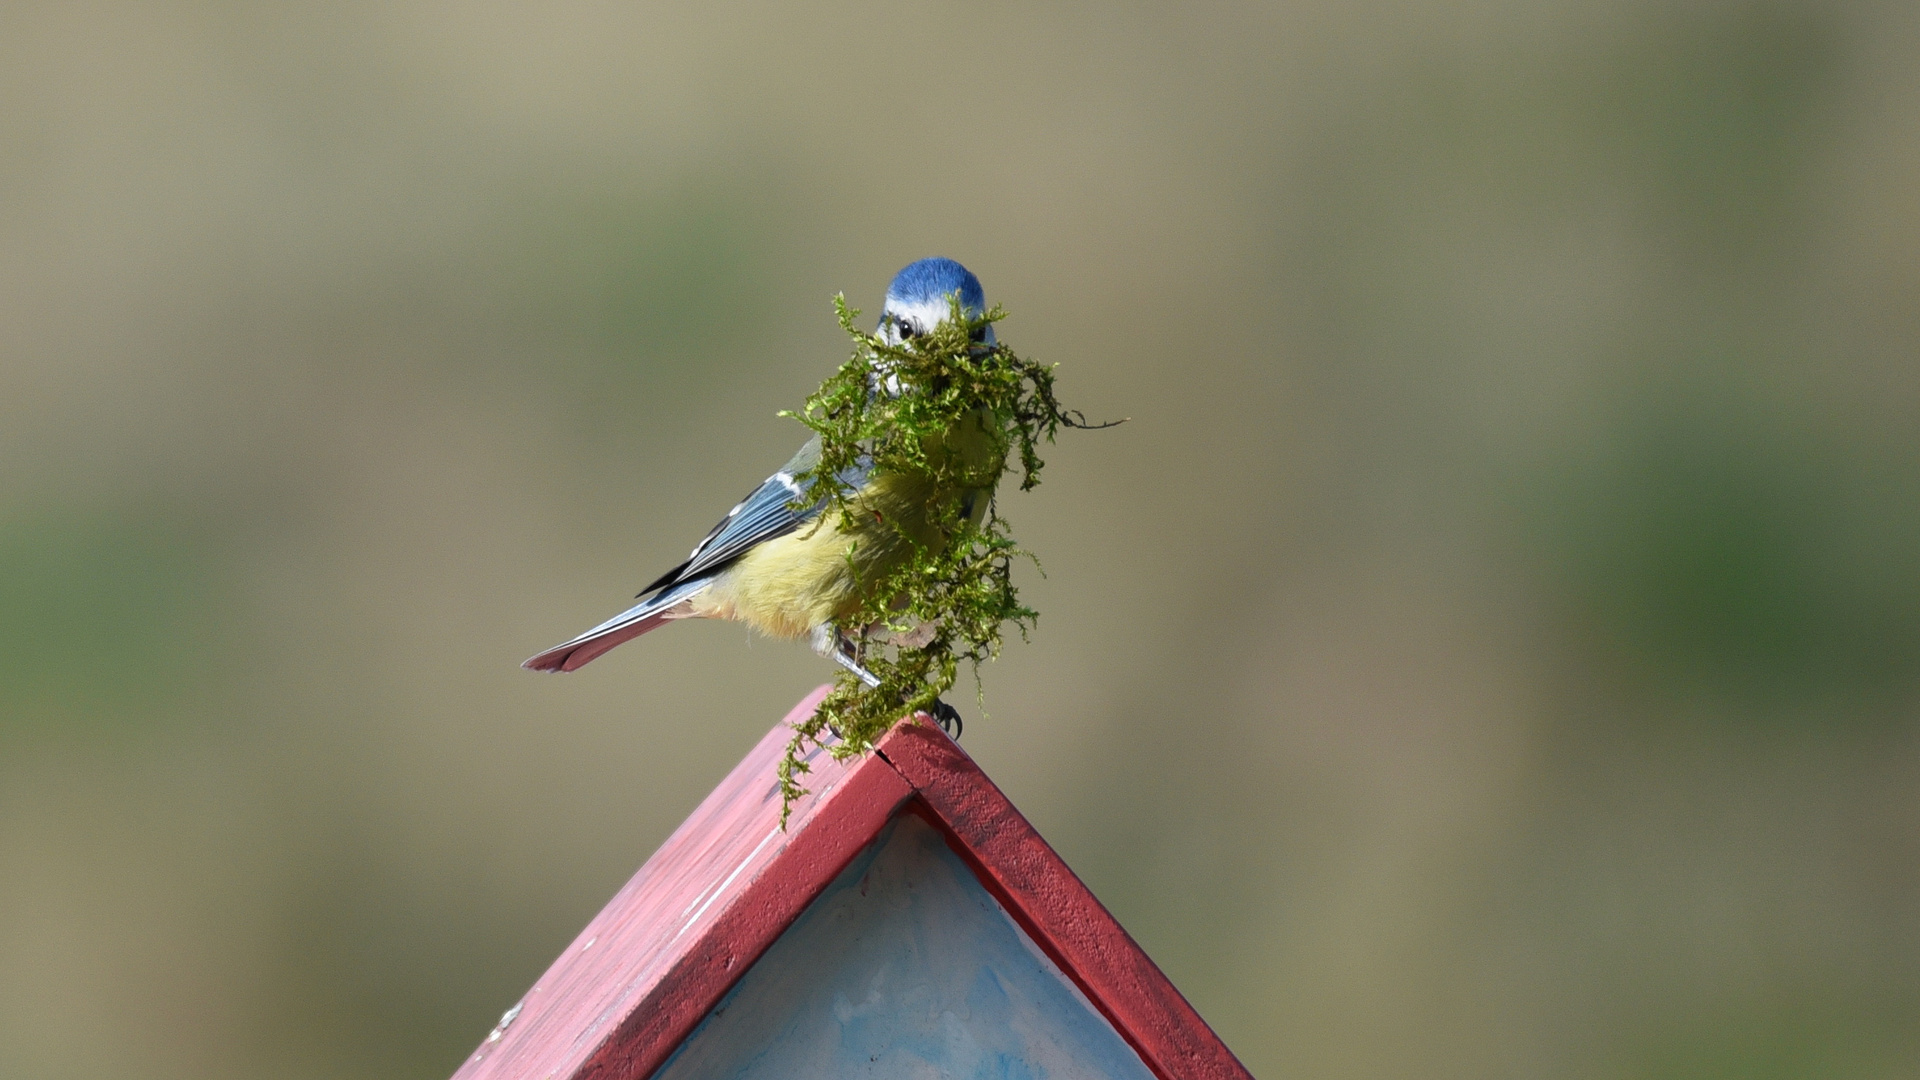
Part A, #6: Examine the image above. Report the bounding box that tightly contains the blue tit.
[524,257,1001,689]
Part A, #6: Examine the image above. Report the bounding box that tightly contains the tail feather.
[522,578,711,673]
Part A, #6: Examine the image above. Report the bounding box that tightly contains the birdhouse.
[451,687,1252,1080]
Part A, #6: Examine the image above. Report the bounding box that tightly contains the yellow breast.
[690,412,1003,640]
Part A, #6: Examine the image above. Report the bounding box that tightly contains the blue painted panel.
[650,815,1157,1080]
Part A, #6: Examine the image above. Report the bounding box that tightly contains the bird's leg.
[832,643,882,689]
[807,624,961,739]
[812,623,878,686]
[839,630,963,739]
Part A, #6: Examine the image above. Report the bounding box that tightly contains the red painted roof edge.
[876,718,1256,1080]
[578,745,911,1080]
[449,687,914,1080]
[447,689,1250,1080]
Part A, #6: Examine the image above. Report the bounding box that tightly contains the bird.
[522,257,1001,710]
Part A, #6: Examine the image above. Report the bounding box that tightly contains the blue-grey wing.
[635,441,868,596]
[675,471,815,580]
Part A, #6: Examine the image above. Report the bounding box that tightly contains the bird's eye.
[895,318,917,340]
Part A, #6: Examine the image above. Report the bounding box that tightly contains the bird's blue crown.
[886,257,986,313]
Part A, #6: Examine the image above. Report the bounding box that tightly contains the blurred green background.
[3,2,1917,1077]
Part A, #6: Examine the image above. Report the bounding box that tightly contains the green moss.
[773,295,1113,822]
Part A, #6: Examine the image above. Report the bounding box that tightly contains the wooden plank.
[451,686,914,1080]
[876,719,1256,1080]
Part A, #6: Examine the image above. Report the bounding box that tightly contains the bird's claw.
[926,698,963,739]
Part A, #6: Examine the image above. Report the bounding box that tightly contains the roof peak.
[451,689,1252,1080]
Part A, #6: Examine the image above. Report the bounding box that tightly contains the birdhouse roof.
[451,687,1252,1080]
